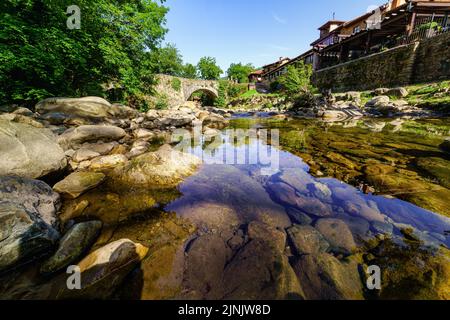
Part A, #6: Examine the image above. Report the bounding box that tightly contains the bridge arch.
[185,87,218,101]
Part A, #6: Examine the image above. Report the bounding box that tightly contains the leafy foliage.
[227,63,255,83]
[148,43,184,76]
[181,63,198,79]
[0,0,168,107]
[197,56,223,80]
[278,62,314,96]
[171,77,182,92]
[215,80,229,107]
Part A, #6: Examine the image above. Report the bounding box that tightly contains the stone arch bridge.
[155,74,219,108]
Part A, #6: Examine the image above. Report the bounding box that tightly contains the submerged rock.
[315,218,357,255]
[222,239,305,300]
[40,221,102,274]
[292,253,364,300]
[0,120,67,179]
[53,171,106,199]
[287,225,329,255]
[184,234,231,299]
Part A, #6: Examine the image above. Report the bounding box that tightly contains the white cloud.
[272,13,287,25]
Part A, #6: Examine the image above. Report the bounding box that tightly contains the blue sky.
[164,0,386,73]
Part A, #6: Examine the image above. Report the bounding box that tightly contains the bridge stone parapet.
[155,74,219,107]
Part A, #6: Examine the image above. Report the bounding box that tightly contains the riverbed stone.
[0,120,67,179]
[386,87,409,98]
[184,234,231,299]
[36,97,112,119]
[58,239,148,299]
[72,149,101,162]
[0,201,60,273]
[0,176,61,227]
[371,221,394,236]
[89,154,128,171]
[222,239,305,300]
[287,225,330,255]
[53,171,106,199]
[58,125,126,149]
[292,253,364,300]
[286,207,313,225]
[247,221,286,252]
[40,221,102,274]
[111,144,201,188]
[315,218,357,255]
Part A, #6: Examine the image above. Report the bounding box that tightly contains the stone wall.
[413,31,450,84]
[154,74,219,108]
[312,31,450,91]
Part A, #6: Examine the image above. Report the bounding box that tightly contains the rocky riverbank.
[0,96,229,298]
[224,83,449,121]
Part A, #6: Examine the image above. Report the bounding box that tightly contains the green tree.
[182,63,198,79]
[197,56,223,80]
[227,63,255,83]
[278,62,314,96]
[0,0,168,107]
[148,43,184,76]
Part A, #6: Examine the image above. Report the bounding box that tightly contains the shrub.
[171,78,182,92]
[155,94,169,110]
[278,62,314,96]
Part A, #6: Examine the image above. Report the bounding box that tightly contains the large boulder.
[0,176,61,272]
[40,221,102,274]
[36,97,112,119]
[58,125,126,149]
[110,145,201,188]
[0,120,67,179]
[53,171,106,199]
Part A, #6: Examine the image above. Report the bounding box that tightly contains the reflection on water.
[165,115,450,299]
[168,120,450,248]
